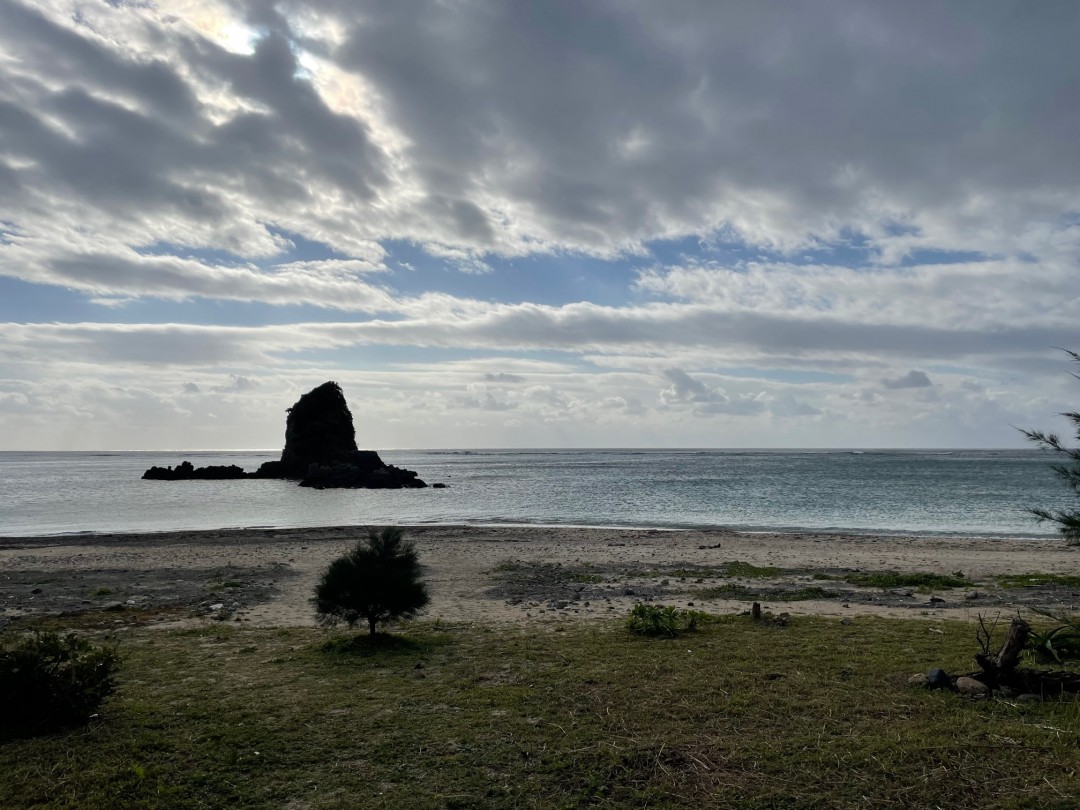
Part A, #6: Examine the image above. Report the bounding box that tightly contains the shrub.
[314,527,430,637]
[626,603,701,637]
[1022,348,1080,545]
[0,631,119,738]
[1026,609,1080,664]
[843,572,971,589]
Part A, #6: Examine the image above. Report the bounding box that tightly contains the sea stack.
[254,381,426,488]
[143,381,427,489]
[256,381,360,478]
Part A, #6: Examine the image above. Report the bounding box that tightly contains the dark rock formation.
[279,381,359,477]
[142,462,247,480]
[298,453,427,489]
[143,381,427,489]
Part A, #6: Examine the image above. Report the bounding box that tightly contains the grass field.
[3,613,1079,809]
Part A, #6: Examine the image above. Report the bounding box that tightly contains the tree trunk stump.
[976,617,1030,682]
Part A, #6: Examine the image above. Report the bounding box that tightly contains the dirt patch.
[486,559,1080,614]
[0,563,298,627]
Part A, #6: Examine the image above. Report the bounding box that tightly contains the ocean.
[0,449,1072,539]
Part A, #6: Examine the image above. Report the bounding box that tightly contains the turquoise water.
[0,449,1072,538]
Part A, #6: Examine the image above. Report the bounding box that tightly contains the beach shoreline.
[2,524,1076,628]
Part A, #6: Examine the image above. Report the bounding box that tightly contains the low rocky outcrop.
[297,453,427,489]
[142,461,247,480]
[143,381,428,489]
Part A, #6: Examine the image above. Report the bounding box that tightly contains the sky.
[0,0,1078,450]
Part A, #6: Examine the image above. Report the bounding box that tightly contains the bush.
[626,603,701,637]
[0,631,119,738]
[1022,349,1080,545]
[314,527,430,637]
[1026,609,1080,664]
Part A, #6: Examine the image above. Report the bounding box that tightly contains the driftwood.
[964,616,1080,697]
[976,617,1030,680]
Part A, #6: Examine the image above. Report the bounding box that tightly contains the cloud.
[660,368,719,405]
[214,374,259,393]
[659,368,765,417]
[882,370,933,390]
[458,383,517,412]
[601,396,646,416]
[1,0,1076,304]
[0,2,1077,449]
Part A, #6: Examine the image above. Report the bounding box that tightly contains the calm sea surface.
[0,449,1072,538]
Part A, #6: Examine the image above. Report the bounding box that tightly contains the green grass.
[722,561,780,578]
[843,572,972,590]
[996,573,1080,589]
[3,616,1078,809]
[667,568,721,579]
[692,584,839,602]
[569,573,604,584]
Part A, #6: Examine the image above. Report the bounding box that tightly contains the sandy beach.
[2,525,1077,628]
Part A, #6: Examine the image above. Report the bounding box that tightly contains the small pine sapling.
[314,527,430,637]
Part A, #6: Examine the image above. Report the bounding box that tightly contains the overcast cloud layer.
[0,0,1077,449]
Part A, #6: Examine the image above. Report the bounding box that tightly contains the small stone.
[955,676,989,697]
[209,603,225,611]
[926,668,951,690]
[964,591,979,600]
[687,602,694,607]
[104,602,125,612]
[908,673,929,687]
[929,596,946,604]
[840,617,853,626]
[30,587,42,595]
[841,603,850,608]
[623,588,634,596]
[1017,693,1042,703]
